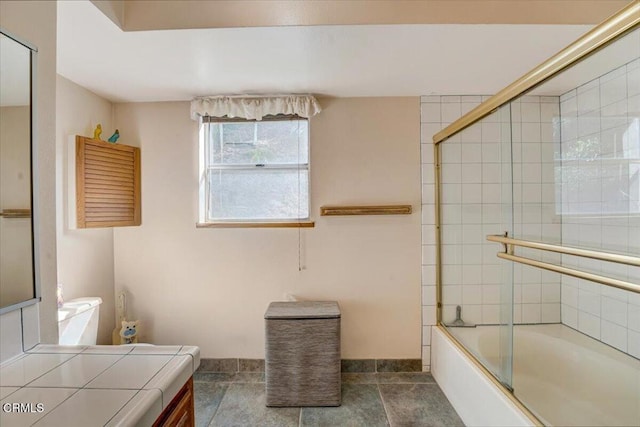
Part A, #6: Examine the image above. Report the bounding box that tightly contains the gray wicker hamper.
[264,301,341,407]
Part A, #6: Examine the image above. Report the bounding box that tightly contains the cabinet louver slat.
[85,156,134,167]
[76,136,141,228]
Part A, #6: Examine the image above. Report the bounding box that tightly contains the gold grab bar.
[487,235,640,267]
[496,252,640,295]
[433,1,640,144]
[0,209,31,219]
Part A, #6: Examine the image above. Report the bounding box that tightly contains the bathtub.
[433,324,640,427]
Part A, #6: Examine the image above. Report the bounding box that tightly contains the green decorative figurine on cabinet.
[108,129,120,143]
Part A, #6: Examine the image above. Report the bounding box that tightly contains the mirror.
[0,30,38,312]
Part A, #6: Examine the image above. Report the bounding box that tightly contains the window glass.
[208,169,309,220]
[208,120,309,165]
[201,116,310,222]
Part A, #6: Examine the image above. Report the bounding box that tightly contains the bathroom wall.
[559,58,640,358]
[55,75,116,345]
[420,95,562,370]
[0,0,58,356]
[113,97,422,359]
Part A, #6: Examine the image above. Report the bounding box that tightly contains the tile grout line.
[206,381,231,427]
[298,404,303,427]
[15,351,142,423]
[376,382,393,427]
[29,388,83,425]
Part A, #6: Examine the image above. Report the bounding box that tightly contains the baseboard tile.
[198,358,422,373]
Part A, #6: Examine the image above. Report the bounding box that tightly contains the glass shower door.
[439,103,514,389]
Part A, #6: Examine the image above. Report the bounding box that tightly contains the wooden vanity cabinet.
[153,377,194,427]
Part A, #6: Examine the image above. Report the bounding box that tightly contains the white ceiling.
[531,28,639,96]
[57,0,596,103]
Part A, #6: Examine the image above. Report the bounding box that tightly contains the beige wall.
[55,75,115,345]
[113,97,421,358]
[0,0,58,344]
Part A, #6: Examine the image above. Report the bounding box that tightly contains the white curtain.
[190,95,321,121]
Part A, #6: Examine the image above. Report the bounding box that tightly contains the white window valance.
[190,95,321,121]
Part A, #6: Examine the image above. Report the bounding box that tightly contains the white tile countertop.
[0,345,200,427]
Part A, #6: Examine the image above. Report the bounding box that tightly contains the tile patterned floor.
[194,372,464,427]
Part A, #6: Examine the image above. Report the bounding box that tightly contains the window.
[557,117,640,216]
[199,115,310,224]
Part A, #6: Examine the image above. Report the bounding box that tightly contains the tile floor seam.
[206,383,230,427]
[375,383,392,427]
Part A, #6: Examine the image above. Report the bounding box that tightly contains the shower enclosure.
[432,3,640,426]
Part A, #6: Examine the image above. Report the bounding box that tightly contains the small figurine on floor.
[93,123,102,140]
[119,319,139,344]
[107,129,120,143]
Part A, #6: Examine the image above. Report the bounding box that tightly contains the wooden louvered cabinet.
[75,136,141,228]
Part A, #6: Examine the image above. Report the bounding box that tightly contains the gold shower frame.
[431,1,640,424]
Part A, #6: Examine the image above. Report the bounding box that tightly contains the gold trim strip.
[434,143,443,323]
[197,221,315,228]
[437,325,544,427]
[487,235,640,267]
[0,209,31,219]
[320,205,412,216]
[497,252,640,294]
[433,1,640,144]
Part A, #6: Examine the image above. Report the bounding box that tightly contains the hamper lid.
[265,301,340,319]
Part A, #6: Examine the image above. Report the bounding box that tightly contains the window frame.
[198,114,313,227]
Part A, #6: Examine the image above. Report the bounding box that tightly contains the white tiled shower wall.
[419,95,484,371]
[559,59,640,358]
[420,95,562,371]
[510,96,563,325]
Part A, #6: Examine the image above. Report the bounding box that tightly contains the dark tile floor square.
[194,370,464,426]
[208,383,300,427]
[300,384,388,427]
[194,382,228,427]
[379,383,464,427]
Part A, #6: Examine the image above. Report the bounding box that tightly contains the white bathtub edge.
[431,326,535,427]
